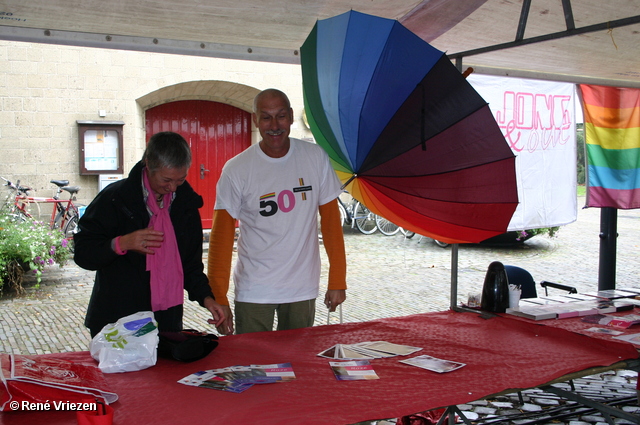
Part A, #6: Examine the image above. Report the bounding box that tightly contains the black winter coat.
[74,161,213,335]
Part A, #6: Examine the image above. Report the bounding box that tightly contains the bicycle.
[1,177,40,221]
[374,215,400,236]
[2,177,82,251]
[336,194,377,234]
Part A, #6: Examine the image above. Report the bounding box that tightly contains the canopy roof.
[1,0,638,87]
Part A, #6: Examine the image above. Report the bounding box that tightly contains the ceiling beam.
[449,15,640,60]
[0,25,302,64]
[515,0,532,42]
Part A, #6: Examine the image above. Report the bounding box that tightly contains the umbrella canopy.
[301,10,519,244]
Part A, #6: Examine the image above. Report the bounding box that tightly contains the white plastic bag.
[90,311,159,373]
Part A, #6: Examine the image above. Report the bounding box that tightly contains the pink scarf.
[143,169,184,311]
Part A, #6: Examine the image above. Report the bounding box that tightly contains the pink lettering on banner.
[495,92,573,153]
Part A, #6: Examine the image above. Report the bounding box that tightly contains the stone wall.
[0,40,308,206]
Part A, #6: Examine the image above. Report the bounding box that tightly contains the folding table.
[2,310,637,425]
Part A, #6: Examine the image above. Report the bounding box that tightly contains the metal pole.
[450,244,459,310]
[598,207,617,290]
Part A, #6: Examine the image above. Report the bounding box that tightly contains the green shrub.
[0,212,70,294]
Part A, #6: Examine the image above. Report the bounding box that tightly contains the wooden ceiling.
[1,0,638,87]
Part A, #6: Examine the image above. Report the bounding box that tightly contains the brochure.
[613,333,640,345]
[607,314,640,329]
[178,368,253,393]
[581,313,640,329]
[178,363,296,392]
[400,354,466,373]
[329,360,379,381]
[583,289,639,300]
[249,363,296,382]
[584,327,623,335]
[318,341,422,360]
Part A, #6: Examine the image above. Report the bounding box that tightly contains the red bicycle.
[2,177,82,250]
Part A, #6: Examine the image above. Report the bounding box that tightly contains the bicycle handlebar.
[1,176,32,195]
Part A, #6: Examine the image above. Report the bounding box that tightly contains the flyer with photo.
[400,354,466,373]
[613,333,640,345]
[249,363,296,382]
[178,363,296,392]
[329,360,380,381]
[178,368,253,393]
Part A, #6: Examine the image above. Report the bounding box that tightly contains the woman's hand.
[118,229,164,254]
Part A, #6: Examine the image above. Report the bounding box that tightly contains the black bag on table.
[157,329,219,362]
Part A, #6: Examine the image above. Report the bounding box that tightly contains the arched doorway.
[145,100,251,228]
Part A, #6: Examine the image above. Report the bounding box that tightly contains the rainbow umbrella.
[300,10,518,244]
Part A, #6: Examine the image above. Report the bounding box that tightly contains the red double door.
[145,100,251,229]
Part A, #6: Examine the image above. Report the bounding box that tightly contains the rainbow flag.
[579,84,640,209]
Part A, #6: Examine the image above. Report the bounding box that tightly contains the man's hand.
[324,289,346,312]
[212,304,234,335]
[203,296,227,329]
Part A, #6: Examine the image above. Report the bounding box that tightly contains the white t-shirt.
[215,138,342,304]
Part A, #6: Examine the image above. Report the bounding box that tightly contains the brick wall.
[0,40,308,206]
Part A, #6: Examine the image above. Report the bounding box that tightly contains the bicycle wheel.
[338,201,347,227]
[63,214,79,253]
[399,228,416,239]
[353,202,377,234]
[375,215,400,236]
[434,240,449,248]
[52,209,65,230]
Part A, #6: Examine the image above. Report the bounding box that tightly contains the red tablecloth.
[2,310,637,425]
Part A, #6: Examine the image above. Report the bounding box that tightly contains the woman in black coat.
[75,132,225,337]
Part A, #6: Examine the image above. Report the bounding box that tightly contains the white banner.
[468,74,578,230]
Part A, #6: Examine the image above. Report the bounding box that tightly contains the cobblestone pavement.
[1,197,639,424]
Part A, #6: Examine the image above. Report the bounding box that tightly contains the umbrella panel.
[361,55,492,173]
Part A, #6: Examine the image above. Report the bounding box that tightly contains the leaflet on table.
[507,298,635,321]
[613,333,640,345]
[581,313,640,329]
[330,360,379,381]
[582,289,640,300]
[178,368,253,393]
[400,354,466,373]
[244,363,296,382]
[318,341,422,360]
[178,363,296,392]
[584,327,624,335]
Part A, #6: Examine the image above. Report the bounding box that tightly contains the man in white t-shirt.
[207,88,347,335]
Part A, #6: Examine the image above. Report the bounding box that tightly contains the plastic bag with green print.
[90,311,158,373]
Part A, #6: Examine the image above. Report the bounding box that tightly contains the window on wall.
[77,121,124,175]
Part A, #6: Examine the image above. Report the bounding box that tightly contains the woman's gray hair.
[143,132,192,172]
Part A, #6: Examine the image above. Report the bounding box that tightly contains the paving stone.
[473,406,497,415]
[521,403,543,412]
[617,370,638,379]
[490,401,514,408]
[604,376,629,384]
[534,397,561,406]
[612,419,638,425]
[459,411,479,421]
[500,409,523,415]
[579,414,605,422]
